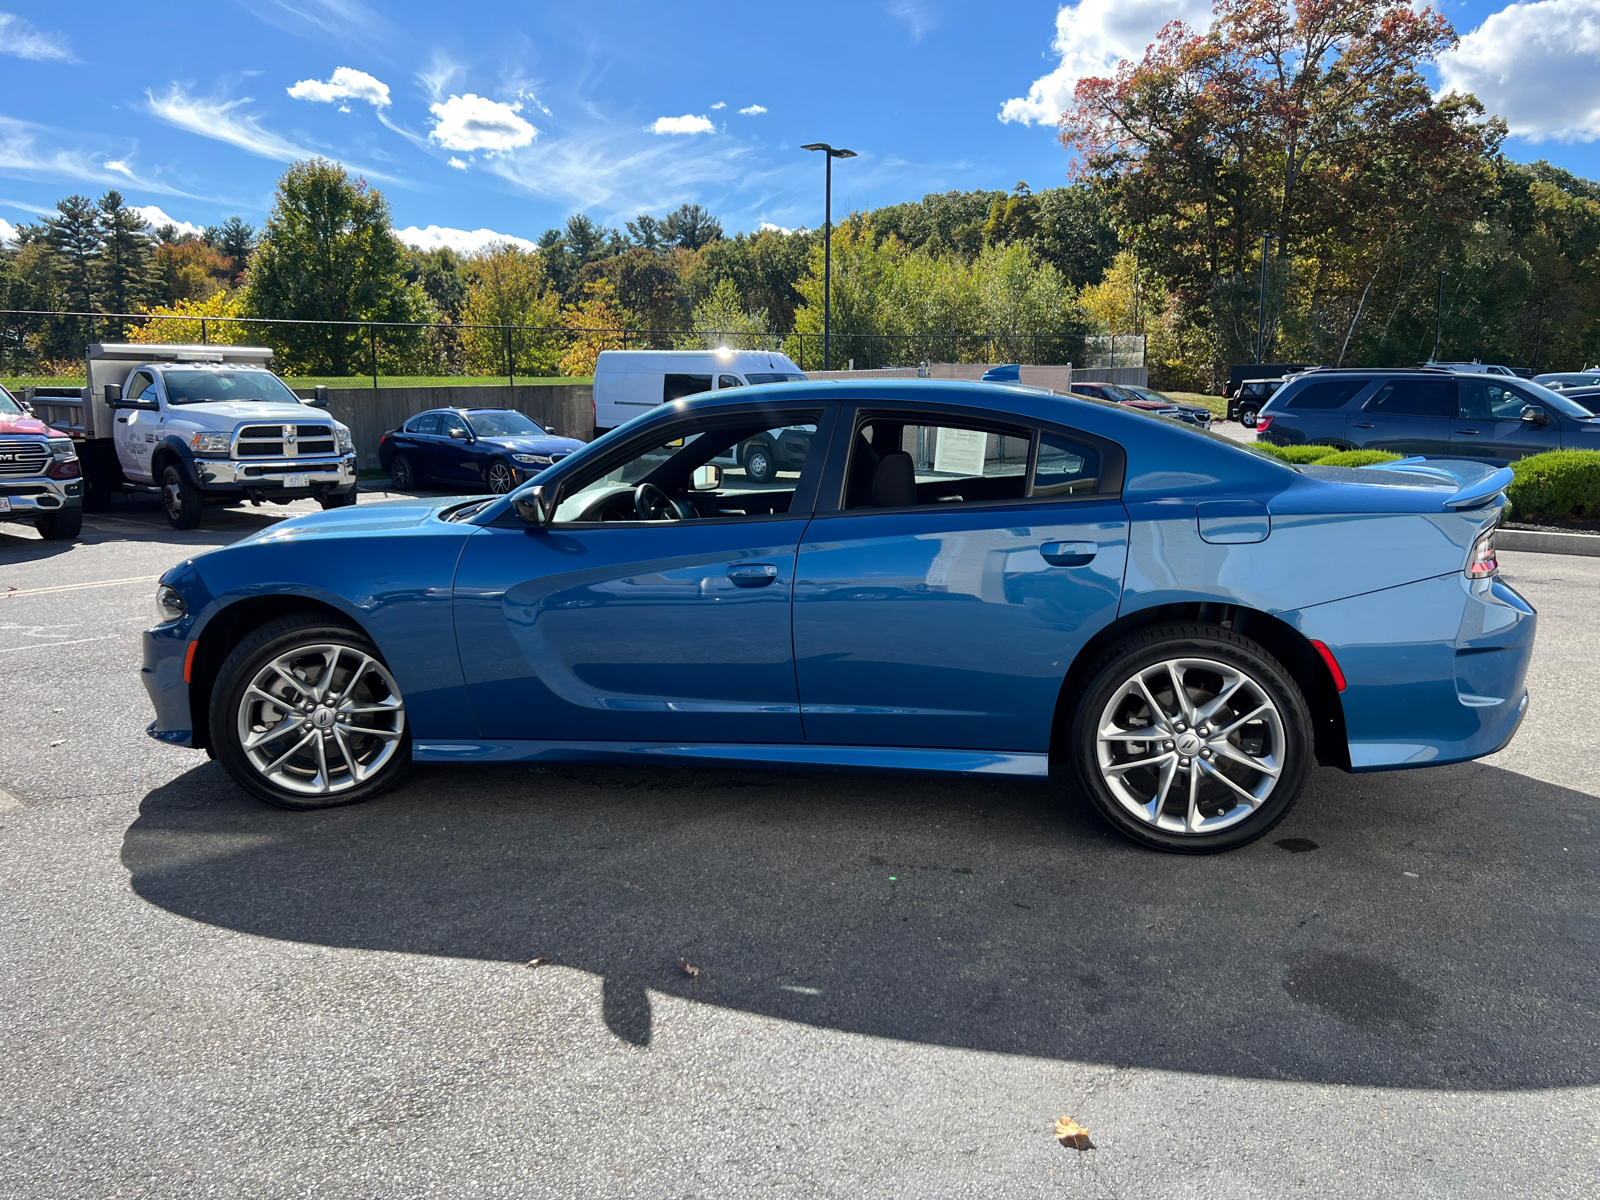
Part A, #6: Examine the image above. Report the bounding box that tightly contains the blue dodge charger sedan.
[143,380,1535,853]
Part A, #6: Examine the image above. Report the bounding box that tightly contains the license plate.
[0,496,10,512]
[284,475,309,489]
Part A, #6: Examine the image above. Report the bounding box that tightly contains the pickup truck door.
[112,371,163,482]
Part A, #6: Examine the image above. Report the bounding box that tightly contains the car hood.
[169,402,333,423]
[480,434,585,455]
[0,414,58,436]
[229,496,474,547]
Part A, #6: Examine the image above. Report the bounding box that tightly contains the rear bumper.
[1287,573,1536,771]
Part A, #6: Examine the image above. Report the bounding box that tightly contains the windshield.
[162,369,303,405]
[1518,378,1598,419]
[746,372,807,384]
[1537,373,1600,388]
[0,387,22,416]
[467,411,546,437]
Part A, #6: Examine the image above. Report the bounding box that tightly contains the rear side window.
[1285,380,1367,409]
[1033,433,1101,496]
[407,413,440,434]
[664,374,713,402]
[1364,379,1457,418]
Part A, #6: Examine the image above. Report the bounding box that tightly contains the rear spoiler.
[1366,456,1514,509]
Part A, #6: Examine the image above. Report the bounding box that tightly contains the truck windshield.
[0,388,22,415]
[163,370,302,405]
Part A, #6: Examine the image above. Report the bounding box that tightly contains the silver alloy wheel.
[236,642,405,796]
[390,456,413,488]
[1094,656,1285,835]
[487,461,515,494]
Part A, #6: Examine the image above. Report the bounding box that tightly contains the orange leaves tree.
[1060,0,1503,368]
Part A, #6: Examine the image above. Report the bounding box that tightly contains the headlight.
[154,585,187,623]
[48,438,74,460]
[512,454,554,465]
[190,431,231,455]
[335,425,353,454]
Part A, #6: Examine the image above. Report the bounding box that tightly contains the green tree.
[95,190,155,323]
[204,216,257,284]
[44,194,100,313]
[663,203,722,250]
[244,159,426,374]
[674,276,770,348]
[458,243,562,376]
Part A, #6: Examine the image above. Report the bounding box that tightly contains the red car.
[1068,382,1213,430]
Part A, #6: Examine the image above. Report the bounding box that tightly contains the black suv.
[1258,368,1600,462]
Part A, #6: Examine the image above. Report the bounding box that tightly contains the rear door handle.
[1351,422,1375,429]
[1040,541,1097,566]
[727,562,779,587]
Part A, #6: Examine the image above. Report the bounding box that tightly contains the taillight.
[1254,414,1274,433]
[1465,527,1498,578]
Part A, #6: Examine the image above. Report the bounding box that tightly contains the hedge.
[1505,450,1600,521]
[1316,449,1404,467]
[1249,443,1402,467]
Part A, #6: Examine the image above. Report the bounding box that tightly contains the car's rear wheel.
[485,459,516,494]
[210,614,410,811]
[1240,407,1260,428]
[1067,623,1312,853]
[388,454,415,489]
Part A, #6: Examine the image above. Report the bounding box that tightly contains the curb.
[1498,529,1600,557]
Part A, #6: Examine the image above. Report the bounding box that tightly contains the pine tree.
[44,194,100,312]
[95,190,155,318]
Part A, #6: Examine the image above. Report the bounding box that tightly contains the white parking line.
[0,635,117,653]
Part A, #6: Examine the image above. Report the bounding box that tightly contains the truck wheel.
[35,506,83,541]
[319,489,357,510]
[1240,407,1260,429]
[742,439,776,483]
[1066,623,1313,854]
[160,463,204,530]
[388,454,415,489]
[210,613,410,810]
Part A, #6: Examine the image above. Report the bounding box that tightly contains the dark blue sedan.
[378,407,585,494]
[143,380,1535,853]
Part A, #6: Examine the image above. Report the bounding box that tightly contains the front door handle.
[727,563,779,587]
[1040,541,1097,566]
[1457,428,1480,435]
[116,417,128,424]
[1351,421,1375,429]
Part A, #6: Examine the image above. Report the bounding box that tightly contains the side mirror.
[104,384,122,405]
[1520,404,1550,425]
[512,483,556,528]
[306,385,329,409]
[448,426,470,441]
[690,463,723,491]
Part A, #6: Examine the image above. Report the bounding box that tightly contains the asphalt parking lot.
[1,492,1597,1199]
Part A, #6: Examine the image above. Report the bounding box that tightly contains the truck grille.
[0,438,49,476]
[235,424,337,458]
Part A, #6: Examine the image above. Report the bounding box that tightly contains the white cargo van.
[592,349,805,434]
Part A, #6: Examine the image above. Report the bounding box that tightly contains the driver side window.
[552,409,824,525]
[127,372,157,403]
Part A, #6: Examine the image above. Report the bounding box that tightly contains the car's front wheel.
[1067,623,1312,853]
[210,614,410,810]
[34,505,82,541]
[319,488,357,510]
[485,459,516,494]
[743,439,775,483]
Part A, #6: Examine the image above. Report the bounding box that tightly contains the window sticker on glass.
[932,427,987,476]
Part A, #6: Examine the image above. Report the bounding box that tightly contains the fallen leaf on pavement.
[1055,1116,1094,1150]
[524,957,554,968]
[48,740,63,748]
[678,958,700,977]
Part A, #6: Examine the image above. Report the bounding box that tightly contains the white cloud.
[447,156,468,169]
[710,101,727,110]
[394,224,537,255]
[0,217,17,245]
[999,0,1211,125]
[0,13,75,62]
[148,84,317,161]
[651,114,715,135]
[103,159,134,177]
[887,0,938,41]
[739,104,767,115]
[287,66,392,108]
[133,205,205,239]
[428,93,537,152]
[760,221,794,234]
[1438,0,1600,142]
[0,115,191,195]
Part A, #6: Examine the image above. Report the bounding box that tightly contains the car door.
[792,406,1129,752]
[1349,377,1456,455]
[453,402,838,744]
[397,413,441,479]
[435,412,481,484]
[1453,378,1566,463]
[112,370,163,482]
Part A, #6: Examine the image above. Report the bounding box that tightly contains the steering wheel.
[634,481,682,521]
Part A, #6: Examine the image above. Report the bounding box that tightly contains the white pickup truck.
[28,344,357,529]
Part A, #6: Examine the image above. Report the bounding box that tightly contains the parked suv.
[1229,378,1289,427]
[0,386,82,540]
[1258,367,1600,461]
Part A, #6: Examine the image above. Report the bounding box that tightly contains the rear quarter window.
[1283,379,1368,409]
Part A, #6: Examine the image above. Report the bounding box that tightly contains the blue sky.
[0,1,1596,253]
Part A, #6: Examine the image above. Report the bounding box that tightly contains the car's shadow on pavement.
[121,759,1598,1090]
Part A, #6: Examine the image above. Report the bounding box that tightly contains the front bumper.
[195,453,357,492]
[142,616,196,748]
[0,475,84,521]
[1291,572,1536,771]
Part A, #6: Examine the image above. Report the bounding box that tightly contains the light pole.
[1433,269,1449,363]
[1255,233,1276,364]
[801,142,856,371]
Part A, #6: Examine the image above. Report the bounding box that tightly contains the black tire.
[743,439,775,483]
[319,488,358,510]
[209,613,411,811]
[485,458,517,495]
[160,463,204,530]
[34,505,83,541]
[388,454,416,489]
[1240,407,1260,429]
[1066,623,1313,854]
